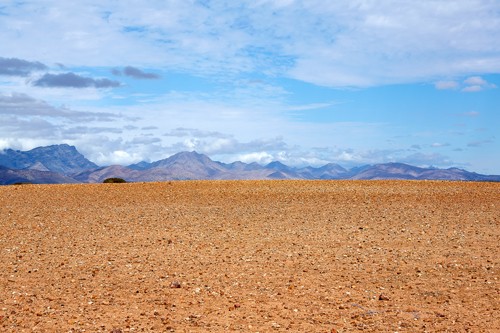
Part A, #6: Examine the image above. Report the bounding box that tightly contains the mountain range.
[0,144,499,185]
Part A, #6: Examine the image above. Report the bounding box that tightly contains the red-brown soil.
[1,180,498,332]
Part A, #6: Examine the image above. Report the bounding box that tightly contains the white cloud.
[0,1,498,173]
[430,142,450,148]
[0,92,118,121]
[1,1,500,86]
[461,76,497,92]
[93,150,143,165]
[399,152,454,168]
[0,138,19,151]
[464,76,487,86]
[435,80,459,90]
[435,76,496,92]
[462,85,483,92]
[238,152,274,165]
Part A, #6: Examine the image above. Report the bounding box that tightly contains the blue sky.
[0,1,499,173]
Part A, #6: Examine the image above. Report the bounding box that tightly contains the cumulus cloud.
[163,134,289,158]
[0,57,47,76]
[464,76,488,86]
[435,76,496,92]
[33,72,121,88]
[461,76,496,92]
[93,150,144,165]
[113,66,160,79]
[238,152,274,165]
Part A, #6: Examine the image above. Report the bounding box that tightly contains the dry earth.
[0,180,498,332]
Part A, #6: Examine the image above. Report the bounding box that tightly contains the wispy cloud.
[467,139,493,147]
[0,92,118,121]
[0,1,499,173]
[458,111,480,117]
[430,142,450,148]
[399,152,454,168]
[33,72,121,88]
[0,56,47,76]
[1,2,500,86]
[435,80,459,90]
[164,127,230,139]
[112,66,160,79]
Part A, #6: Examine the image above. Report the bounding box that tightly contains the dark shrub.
[103,177,127,183]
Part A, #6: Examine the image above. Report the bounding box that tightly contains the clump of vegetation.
[103,177,127,183]
[11,181,34,185]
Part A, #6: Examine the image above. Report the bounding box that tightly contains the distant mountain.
[0,144,97,175]
[1,145,500,184]
[72,165,143,183]
[126,151,277,181]
[349,162,500,181]
[0,165,78,185]
[297,163,348,179]
[350,163,426,180]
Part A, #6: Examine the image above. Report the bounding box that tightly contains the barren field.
[0,180,498,332]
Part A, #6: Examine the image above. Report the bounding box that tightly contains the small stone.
[378,294,390,301]
[170,281,181,288]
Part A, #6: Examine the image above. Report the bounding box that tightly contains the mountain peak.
[266,161,292,170]
[0,144,97,175]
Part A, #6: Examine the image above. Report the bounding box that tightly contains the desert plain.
[0,180,498,332]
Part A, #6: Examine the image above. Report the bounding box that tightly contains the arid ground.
[0,180,498,332]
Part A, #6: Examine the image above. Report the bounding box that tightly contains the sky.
[0,0,499,173]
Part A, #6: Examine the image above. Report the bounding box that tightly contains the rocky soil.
[0,180,498,332]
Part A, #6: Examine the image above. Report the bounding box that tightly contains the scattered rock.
[0,181,497,332]
[170,281,181,288]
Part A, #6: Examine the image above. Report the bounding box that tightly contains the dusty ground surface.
[0,180,498,332]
